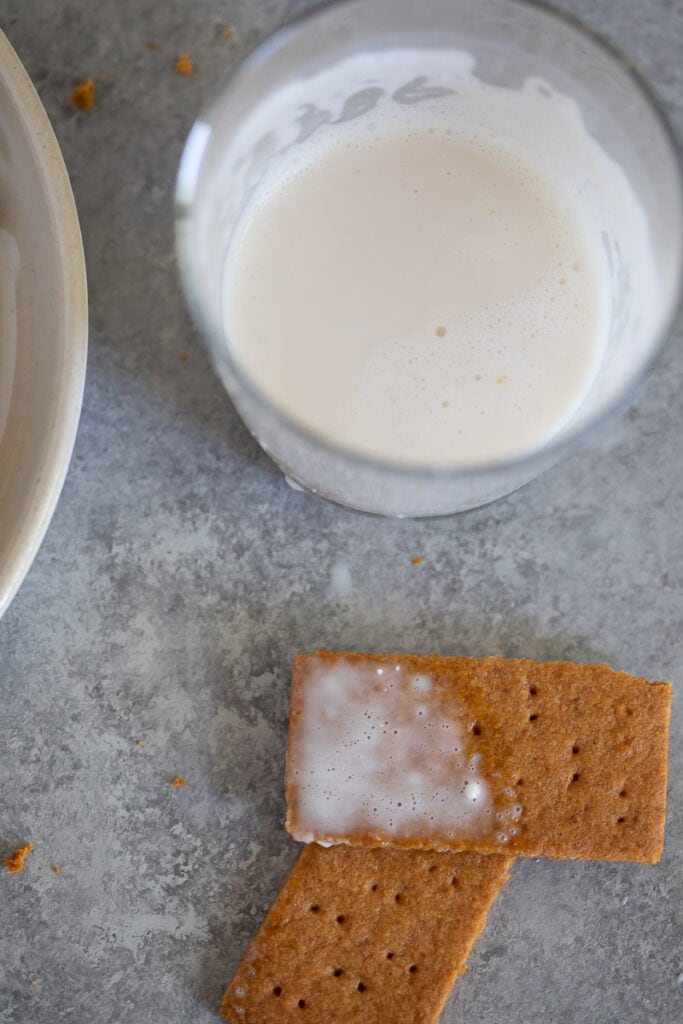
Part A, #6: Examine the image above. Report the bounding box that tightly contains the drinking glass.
[176,0,682,516]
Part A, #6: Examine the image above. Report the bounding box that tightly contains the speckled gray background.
[0,1,681,1022]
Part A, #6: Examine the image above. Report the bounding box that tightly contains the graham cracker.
[220,843,512,1024]
[285,652,670,863]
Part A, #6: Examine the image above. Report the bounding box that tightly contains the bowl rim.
[0,28,88,620]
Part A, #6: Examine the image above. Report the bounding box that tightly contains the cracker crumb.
[31,980,38,986]
[147,41,161,51]
[4,842,34,874]
[71,78,94,110]
[52,865,61,874]
[222,26,234,38]
[171,776,187,788]
[175,54,194,75]
[411,556,423,566]
[135,739,144,746]
[178,352,188,362]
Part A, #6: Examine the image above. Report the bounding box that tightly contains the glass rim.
[175,0,683,483]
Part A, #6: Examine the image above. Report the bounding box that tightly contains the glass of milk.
[176,0,682,517]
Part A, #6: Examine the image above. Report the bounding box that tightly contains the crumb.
[71,78,94,110]
[52,865,61,874]
[175,54,194,75]
[170,776,187,788]
[135,739,144,746]
[222,26,234,38]
[178,352,188,362]
[96,72,105,82]
[147,41,161,51]
[4,842,34,874]
[411,556,423,566]
[31,980,38,986]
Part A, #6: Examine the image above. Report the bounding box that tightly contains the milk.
[287,657,503,845]
[223,130,608,466]
[286,656,526,847]
[213,47,656,476]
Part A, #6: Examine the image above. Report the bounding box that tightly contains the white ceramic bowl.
[0,30,87,619]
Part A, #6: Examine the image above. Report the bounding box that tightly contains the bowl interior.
[0,30,87,619]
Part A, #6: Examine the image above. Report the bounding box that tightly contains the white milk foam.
[221,49,653,468]
[289,658,501,844]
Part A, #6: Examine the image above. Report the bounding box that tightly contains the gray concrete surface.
[0,1,681,1022]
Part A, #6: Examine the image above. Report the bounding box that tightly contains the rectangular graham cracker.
[220,843,513,1024]
[285,652,671,863]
